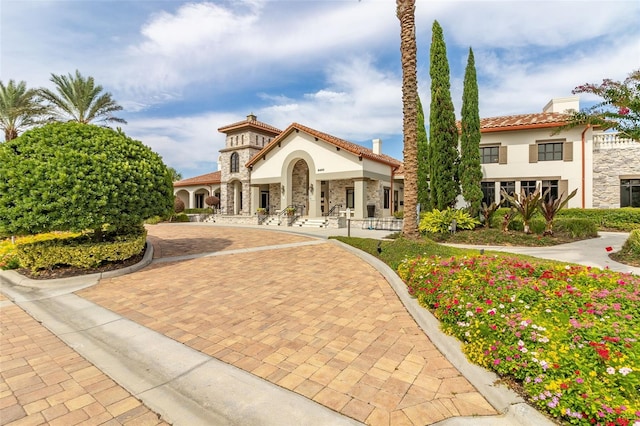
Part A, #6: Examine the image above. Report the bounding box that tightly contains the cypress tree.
[429,20,460,210]
[460,47,484,217]
[416,94,431,211]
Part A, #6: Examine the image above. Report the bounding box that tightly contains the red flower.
[618,106,630,115]
[560,383,569,390]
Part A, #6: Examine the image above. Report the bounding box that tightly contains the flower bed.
[398,255,639,425]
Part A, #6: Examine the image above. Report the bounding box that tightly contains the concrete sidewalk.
[442,231,639,275]
[3,223,634,425]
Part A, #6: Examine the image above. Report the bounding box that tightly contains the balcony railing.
[593,132,638,149]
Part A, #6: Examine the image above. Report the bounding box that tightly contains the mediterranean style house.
[174,114,404,225]
[174,98,640,225]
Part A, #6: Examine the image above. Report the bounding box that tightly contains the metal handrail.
[325,204,342,217]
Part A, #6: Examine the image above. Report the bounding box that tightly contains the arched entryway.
[291,159,309,216]
[226,180,243,215]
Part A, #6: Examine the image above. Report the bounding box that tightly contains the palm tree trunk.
[397,0,419,239]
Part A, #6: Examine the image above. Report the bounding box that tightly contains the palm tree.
[0,80,48,141]
[396,0,419,238]
[39,70,127,125]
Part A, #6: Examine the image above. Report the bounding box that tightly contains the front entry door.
[260,191,269,213]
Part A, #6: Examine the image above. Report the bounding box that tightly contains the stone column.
[189,190,196,209]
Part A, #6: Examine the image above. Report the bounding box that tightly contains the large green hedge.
[0,122,173,236]
[556,208,640,231]
[492,207,639,232]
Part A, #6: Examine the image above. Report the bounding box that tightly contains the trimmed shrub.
[16,231,146,272]
[184,208,214,214]
[554,218,598,239]
[557,208,640,231]
[419,208,480,234]
[620,229,640,257]
[171,213,190,222]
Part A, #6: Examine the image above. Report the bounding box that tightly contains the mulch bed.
[18,250,145,280]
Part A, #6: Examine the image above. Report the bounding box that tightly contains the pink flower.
[618,106,630,115]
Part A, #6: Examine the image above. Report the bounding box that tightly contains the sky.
[1,0,639,179]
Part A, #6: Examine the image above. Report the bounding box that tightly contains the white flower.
[521,347,528,353]
[466,311,474,317]
[606,367,616,375]
[619,367,633,376]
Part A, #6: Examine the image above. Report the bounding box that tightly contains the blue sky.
[2,0,639,179]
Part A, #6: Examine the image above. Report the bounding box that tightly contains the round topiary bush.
[0,122,173,238]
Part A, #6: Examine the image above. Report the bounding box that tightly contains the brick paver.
[78,225,497,425]
[0,300,169,426]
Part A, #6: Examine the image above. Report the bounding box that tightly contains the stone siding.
[291,160,309,213]
[592,142,640,208]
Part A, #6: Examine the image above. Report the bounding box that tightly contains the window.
[542,180,559,201]
[480,146,499,164]
[346,188,355,209]
[538,142,563,161]
[230,152,239,173]
[384,187,390,209]
[500,181,515,198]
[481,182,496,206]
[521,180,537,195]
[621,179,640,207]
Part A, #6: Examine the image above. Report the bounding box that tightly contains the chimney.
[372,138,382,155]
[247,113,257,122]
[542,96,579,114]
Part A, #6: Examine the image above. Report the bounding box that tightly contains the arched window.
[230,152,239,173]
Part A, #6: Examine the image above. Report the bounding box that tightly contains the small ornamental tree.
[538,188,578,236]
[501,187,542,234]
[205,196,219,209]
[0,122,173,239]
[174,197,185,213]
[558,69,640,141]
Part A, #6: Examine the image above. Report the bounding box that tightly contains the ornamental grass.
[398,255,639,425]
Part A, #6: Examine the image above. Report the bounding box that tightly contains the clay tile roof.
[217,116,282,135]
[246,122,402,168]
[480,112,569,133]
[173,171,221,187]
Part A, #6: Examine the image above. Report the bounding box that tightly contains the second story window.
[230,152,239,173]
[480,146,499,164]
[538,142,563,161]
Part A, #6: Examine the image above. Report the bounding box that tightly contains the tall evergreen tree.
[416,94,431,211]
[429,21,460,209]
[396,0,419,238]
[460,47,483,217]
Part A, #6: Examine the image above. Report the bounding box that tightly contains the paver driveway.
[78,224,497,425]
[0,293,169,426]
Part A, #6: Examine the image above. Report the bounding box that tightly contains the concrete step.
[293,218,329,228]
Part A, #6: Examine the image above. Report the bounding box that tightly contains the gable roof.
[174,171,221,187]
[480,112,569,133]
[246,122,402,168]
[217,114,282,135]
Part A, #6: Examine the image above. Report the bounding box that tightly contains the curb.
[331,239,555,426]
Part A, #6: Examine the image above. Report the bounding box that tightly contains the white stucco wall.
[479,127,588,208]
[250,132,367,181]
